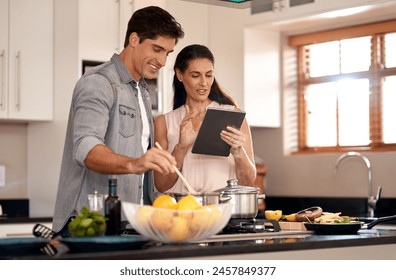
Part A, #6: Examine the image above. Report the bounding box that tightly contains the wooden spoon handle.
[154,142,198,194]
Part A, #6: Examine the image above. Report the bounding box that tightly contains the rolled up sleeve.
[72,74,115,166]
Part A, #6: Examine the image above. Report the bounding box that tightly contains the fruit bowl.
[122,201,233,243]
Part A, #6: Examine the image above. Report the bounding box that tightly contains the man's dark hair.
[124,6,184,48]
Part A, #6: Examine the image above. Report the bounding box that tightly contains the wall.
[27,0,79,217]
[206,5,248,109]
[0,123,27,198]
[163,0,210,112]
[241,3,396,198]
[186,1,396,199]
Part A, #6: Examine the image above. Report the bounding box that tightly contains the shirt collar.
[111,53,148,89]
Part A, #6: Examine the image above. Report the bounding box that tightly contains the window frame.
[289,19,396,154]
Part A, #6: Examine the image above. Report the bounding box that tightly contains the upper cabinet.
[0,1,7,119]
[251,0,318,20]
[78,0,166,64]
[0,0,53,121]
[78,0,134,65]
[250,0,395,23]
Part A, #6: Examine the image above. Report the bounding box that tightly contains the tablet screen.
[191,107,246,157]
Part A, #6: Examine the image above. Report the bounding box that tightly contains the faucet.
[334,151,382,218]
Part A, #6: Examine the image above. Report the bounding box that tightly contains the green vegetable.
[68,207,108,237]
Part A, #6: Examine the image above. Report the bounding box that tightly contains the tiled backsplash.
[262,196,396,218]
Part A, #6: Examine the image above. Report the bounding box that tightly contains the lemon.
[151,208,173,232]
[285,213,297,222]
[265,210,282,221]
[207,204,222,223]
[177,194,201,210]
[167,216,190,242]
[153,194,178,209]
[190,206,213,233]
[136,206,155,229]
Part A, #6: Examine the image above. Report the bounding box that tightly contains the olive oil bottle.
[105,178,121,235]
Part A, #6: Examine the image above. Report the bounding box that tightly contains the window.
[289,20,396,153]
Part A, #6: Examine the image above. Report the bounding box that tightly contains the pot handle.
[257,194,266,200]
[219,195,232,203]
[366,214,396,229]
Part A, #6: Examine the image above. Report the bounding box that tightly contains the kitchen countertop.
[0,217,52,224]
[2,226,396,260]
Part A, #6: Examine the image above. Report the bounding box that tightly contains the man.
[52,6,184,235]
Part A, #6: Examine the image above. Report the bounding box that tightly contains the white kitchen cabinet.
[251,0,320,22]
[0,0,53,121]
[132,0,165,10]
[78,0,134,64]
[244,28,281,128]
[78,0,166,65]
[251,0,395,23]
[0,0,7,119]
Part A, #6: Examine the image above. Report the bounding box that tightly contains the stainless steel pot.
[215,179,266,219]
[167,192,231,206]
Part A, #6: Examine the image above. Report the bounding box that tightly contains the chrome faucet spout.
[334,151,378,217]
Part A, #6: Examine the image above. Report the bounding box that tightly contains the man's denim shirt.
[52,54,157,232]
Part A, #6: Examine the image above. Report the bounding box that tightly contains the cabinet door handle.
[273,0,285,12]
[15,51,21,111]
[0,49,5,111]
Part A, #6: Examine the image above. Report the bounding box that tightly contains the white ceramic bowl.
[122,201,232,243]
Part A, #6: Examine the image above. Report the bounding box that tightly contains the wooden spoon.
[154,142,198,195]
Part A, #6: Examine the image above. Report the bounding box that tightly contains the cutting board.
[279,221,307,231]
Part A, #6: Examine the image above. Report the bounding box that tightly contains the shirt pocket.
[119,105,137,138]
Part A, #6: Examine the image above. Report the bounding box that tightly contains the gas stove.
[196,218,311,243]
[121,219,311,243]
[220,218,281,234]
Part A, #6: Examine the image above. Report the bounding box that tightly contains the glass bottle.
[105,178,121,235]
[88,191,104,214]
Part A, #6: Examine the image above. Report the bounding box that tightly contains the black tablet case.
[191,107,246,157]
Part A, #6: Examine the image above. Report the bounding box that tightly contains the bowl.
[122,201,233,243]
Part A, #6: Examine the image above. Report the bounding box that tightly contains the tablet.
[191,107,246,157]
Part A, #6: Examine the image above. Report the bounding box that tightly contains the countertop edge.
[9,232,396,260]
[0,217,52,224]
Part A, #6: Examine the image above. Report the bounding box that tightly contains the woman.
[154,44,256,193]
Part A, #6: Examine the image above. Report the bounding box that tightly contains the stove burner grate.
[221,218,281,234]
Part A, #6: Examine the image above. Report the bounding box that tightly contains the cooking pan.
[167,192,231,206]
[303,214,396,235]
[215,179,266,219]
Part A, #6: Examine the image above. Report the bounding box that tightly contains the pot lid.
[215,179,259,194]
